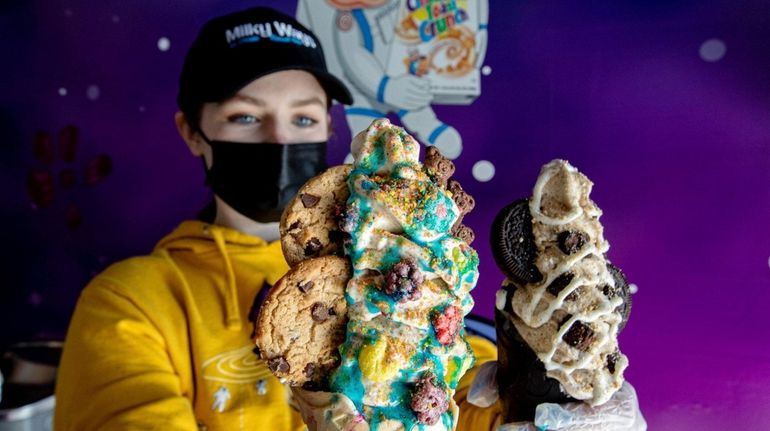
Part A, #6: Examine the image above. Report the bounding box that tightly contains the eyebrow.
[227,94,265,107]
[225,94,326,108]
[289,97,326,108]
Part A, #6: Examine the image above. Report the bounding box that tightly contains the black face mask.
[200,134,327,223]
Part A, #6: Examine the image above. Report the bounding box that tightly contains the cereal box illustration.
[388,0,482,105]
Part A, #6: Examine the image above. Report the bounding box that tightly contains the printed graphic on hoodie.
[202,345,272,385]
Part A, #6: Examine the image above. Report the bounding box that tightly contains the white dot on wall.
[481,65,492,76]
[64,9,73,17]
[157,37,171,52]
[86,85,100,101]
[58,87,68,96]
[767,256,770,270]
[472,160,495,182]
[629,283,639,294]
[138,105,146,113]
[112,14,120,23]
[699,38,726,62]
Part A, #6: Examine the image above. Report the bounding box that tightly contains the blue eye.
[294,116,317,127]
[229,115,258,124]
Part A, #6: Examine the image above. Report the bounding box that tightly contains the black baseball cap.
[177,7,353,117]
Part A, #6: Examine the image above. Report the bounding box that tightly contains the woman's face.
[199,69,330,146]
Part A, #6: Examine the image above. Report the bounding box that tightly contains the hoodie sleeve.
[454,335,502,430]
[54,276,198,431]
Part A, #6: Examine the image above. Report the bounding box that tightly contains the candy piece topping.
[432,305,461,346]
[557,230,588,255]
[410,374,449,425]
[268,356,290,374]
[383,258,424,302]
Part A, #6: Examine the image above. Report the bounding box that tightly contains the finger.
[534,397,637,430]
[403,83,431,99]
[402,101,425,111]
[403,99,429,110]
[403,96,432,108]
[399,96,430,110]
[533,402,575,429]
[498,423,539,431]
[405,91,433,105]
[405,76,431,92]
[467,360,499,407]
[291,389,370,430]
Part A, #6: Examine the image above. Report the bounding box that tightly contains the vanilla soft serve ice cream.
[329,119,479,430]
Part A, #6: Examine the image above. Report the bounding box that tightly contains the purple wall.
[1,0,769,429]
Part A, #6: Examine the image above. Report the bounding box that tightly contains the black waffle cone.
[495,308,576,422]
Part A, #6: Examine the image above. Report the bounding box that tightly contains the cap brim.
[214,66,354,107]
[310,70,354,105]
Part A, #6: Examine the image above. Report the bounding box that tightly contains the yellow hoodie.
[54,220,500,430]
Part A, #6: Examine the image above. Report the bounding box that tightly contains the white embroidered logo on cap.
[225,21,317,49]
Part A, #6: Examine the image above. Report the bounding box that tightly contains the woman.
[53,6,498,430]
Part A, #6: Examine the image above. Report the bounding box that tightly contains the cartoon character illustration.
[297,0,488,160]
[405,48,430,77]
[212,386,231,413]
[255,379,268,396]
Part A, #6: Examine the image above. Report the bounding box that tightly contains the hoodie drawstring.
[212,228,242,330]
[159,248,203,325]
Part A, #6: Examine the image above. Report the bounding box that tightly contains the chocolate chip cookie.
[280,164,352,267]
[254,255,351,388]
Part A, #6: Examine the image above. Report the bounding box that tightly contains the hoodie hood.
[153,220,289,330]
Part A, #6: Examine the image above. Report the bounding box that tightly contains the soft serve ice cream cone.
[255,119,479,430]
[327,119,479,430]
[491,159,632,422]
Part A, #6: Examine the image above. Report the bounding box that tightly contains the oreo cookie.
[490,199,543,284]
[604,262,632,330]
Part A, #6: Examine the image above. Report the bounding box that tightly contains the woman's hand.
[290,387,369,431]
[467,362,647,431]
